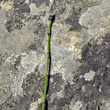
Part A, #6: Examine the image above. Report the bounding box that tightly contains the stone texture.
[0,0,110,110]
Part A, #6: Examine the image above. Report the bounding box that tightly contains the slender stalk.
[42,16,53,110]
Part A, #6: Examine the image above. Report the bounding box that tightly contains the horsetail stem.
[42,15,53,110]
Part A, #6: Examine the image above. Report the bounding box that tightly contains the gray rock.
[0,0,110,110]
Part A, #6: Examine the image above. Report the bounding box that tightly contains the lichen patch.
[84,70,95,81]
[1,0,14,11]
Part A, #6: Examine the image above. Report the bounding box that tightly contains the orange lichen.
[41,7,47,10]
[40,6,47,11]
[1,0,14,11]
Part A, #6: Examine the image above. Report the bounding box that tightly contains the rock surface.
[0,0,110,110]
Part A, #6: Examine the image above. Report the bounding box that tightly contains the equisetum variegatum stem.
[42,15,54,110]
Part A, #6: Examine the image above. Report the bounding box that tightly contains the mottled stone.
[31,0,50,8]
[11,51,38,96]
[0,0,110,110]
[65,11,82,31]
[79,0,110,37]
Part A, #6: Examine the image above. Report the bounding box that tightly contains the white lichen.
[69,100,83,110]
[30,97,43,110]
[84,70,95,81]
[29,3,37,15]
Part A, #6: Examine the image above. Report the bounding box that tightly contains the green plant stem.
[42,17,52,110]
